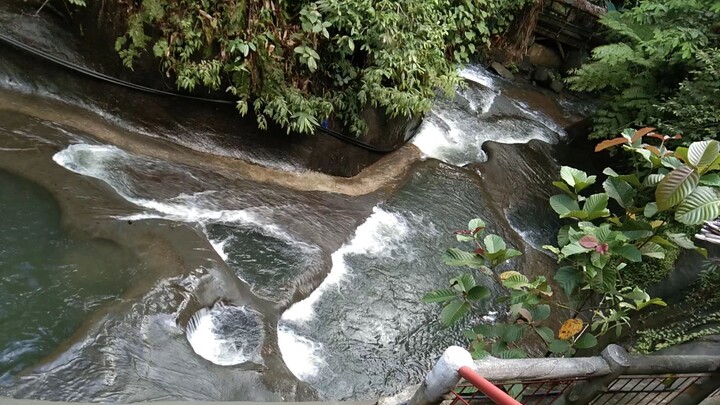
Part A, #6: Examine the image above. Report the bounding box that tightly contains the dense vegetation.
[425,133,720,358]
[567,0,720,141]
[115,0,532,135]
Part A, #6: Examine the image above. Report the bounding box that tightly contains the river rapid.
[0,4,594,402]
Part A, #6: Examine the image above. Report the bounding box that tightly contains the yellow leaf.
[500,271,521,281]
[558,318,584,340]
[650,220,664,229]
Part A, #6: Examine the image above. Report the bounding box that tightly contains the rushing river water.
[0,4,594,402]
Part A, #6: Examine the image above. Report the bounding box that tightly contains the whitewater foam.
[280,206,410,324]
[186,303,264,366]
[277,324,325,380]
[53,144,292,242]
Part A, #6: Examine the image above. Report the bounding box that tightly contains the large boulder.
[527,43,562,69]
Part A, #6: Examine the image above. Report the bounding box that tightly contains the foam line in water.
[186,303,264,366]
[277,324,325,380]
[53,144,291,239]
[281,206,410,324]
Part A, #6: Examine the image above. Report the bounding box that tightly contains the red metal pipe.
[457,366,523,405]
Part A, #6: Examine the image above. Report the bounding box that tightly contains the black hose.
[0,31,411,153]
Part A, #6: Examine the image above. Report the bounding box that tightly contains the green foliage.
[622,243,680,287]
[425,129,720,360]
[567,0,720,141]
[634,311,720,353]
[114,0,533,135]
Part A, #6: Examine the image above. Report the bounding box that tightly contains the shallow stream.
[0,5,593,401]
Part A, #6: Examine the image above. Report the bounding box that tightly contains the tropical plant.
[114,0,534,136]
[567,0,720,141]
[424,128,720,360]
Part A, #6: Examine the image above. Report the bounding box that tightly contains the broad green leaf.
[456,234,475,242]
[675,186,720,225]
[623,286,649,301]
[600,265,618,292]
[688,140,720,171]
[561,242,590,257]
[422,289,457,303]
[495,349,527,359]
[640,242,665,259]
[618,220,653,240]
[636,297,667,310]
[562,210,590,220]
[557,225,571,246]
[591,251,611,268]
[467,285,490,301]
[500,249,522,261]
[443,248,485,268]
[550,194,580,216]
[484,234,506,254]
[502,273,530,289]
[661,156,683,169]
[502,323,527,342]
[440,301,470,326]
[468,218,486,233]
[535,326,554,343]
[700,173,720,187]
[644,202,658,217]
[474,324,502,338]
[548,338,572,354]
[452,273,476,292]
[643,174,665,188]
[649,235,675,248]
[604,178,635,209]
[675,147,689,164]
[656,165,699,211]
[554,266,583,297]
[666,232,698,249]
[574,333,598,349]
[583,193,610,214]
[560,166,588,188]
[530,304,551,321]
[552,181,575,196]
[611,245,642,262]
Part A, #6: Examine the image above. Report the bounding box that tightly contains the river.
[0,4,593,402]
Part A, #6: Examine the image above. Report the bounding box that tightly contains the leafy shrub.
[115,0,533,136]
[425,130,720,359]
[567,0,720,142]
[622,242,679,287]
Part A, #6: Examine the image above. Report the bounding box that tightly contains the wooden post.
[557,344,631,405]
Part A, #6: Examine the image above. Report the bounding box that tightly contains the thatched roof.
[696,219,720,246]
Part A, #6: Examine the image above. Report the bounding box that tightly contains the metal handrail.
[457,366,521,405]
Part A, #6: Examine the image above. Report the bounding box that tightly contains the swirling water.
[0,5,591,400]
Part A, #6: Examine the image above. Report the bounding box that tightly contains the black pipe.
[0,31,413,153]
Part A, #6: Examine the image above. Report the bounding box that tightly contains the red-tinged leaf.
[671,134,682,140]
[643,144,662,157]
[595,243,609,254]
[646,133,666,141]
[579,235,598,248]
[472,226,484,235]
[595,137,628,152]
[473,247,485,254]
[632,127,656,142]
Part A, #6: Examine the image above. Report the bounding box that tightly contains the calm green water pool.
[0,169,140,382]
